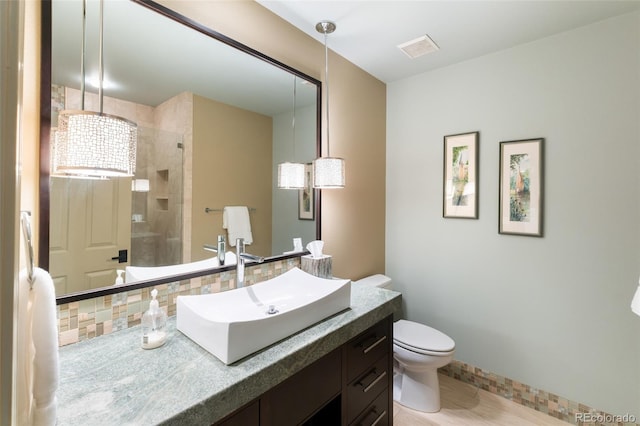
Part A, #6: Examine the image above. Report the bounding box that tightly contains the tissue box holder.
[301,255,332,279]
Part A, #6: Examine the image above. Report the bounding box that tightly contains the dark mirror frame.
[39,0,322,305]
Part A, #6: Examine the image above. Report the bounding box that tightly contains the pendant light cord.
[292,76,297,160]
[323,29,330,157]
[79,0,105,113]
[98,0,104,114]
[80,0,86,110]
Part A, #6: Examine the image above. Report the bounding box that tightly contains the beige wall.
[158,0,387,279]
[191,94,273,260]
[6,0,38,422]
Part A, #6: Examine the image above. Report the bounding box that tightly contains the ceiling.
[256,0,640,83]
[51,1,640,112]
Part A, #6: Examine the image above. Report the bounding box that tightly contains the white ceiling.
[52,1,640,113]
[257,0,640,83]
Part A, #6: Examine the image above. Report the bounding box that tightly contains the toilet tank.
[354,274,392,289]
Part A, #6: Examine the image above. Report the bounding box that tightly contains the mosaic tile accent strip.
[439,360,638,426]
[57,258,300,347]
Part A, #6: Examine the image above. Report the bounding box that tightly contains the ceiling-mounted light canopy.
[278,76,305,189]
[52,0,137,178]
[313,20,345,189]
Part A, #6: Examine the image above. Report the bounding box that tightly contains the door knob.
[110,249,128,263]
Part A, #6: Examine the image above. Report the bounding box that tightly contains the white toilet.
[354,274,456,413]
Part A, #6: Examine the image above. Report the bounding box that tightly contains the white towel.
[17,269,33,425]
[223,206,253,247]
[16,268,59,426]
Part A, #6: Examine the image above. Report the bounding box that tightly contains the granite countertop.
[57,284,401,425]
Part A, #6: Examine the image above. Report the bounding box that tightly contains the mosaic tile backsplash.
[57,258,300,347]
[440,360,638,426]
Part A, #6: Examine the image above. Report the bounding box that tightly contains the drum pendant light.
[313,21,345,189]
[53,0,137,178]
[277,76,305,189]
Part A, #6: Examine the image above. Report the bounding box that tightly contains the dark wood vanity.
[216,316,393,426]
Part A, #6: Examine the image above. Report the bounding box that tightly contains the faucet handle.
[203,244,218,253]
[236,238,245,252]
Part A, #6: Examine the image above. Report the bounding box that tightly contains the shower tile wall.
[153,92,193,264]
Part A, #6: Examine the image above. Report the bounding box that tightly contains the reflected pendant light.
[277,76,305,189]
[313,21,345,189]
[131,178,150,192]
[53,0,137,178]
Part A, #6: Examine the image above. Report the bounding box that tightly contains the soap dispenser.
[141,288,167,349]
[114,269,125,285]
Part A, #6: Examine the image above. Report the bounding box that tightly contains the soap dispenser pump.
[141,288,167,349]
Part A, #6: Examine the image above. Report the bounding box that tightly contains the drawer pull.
[361,335,387,354]
[358,370,387,393]
[370,409,387,426]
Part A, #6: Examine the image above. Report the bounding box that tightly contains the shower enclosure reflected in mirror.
[40,0,321,300]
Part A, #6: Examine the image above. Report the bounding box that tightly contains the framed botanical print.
[443,131,479,219]
[499,138,544,237]
[298,163,314,220]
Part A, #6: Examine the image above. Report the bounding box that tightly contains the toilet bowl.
[354,274,456,413]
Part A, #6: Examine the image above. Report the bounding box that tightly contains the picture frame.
[443,131,479,219]
[498,138,544,237]
[298,163,314,220]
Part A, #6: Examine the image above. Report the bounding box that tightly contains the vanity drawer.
[350,388,389,426]
[346,354,389,424]
[346,318,391,382]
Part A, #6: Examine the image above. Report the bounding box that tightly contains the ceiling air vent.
[397,34,439,59]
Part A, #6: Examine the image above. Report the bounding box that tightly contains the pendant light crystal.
[314,21,345,189]
[52,0,137,178]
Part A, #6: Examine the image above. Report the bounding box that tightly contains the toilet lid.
[393,319,455,352]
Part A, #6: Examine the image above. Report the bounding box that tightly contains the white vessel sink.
[125,252,237,283]
[176,267,351,364]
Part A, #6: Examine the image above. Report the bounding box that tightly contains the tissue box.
[301,255,332,279]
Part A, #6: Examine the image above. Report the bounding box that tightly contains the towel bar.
[205,207,256,213]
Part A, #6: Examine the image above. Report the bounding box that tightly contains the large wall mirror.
[40,0,321,303]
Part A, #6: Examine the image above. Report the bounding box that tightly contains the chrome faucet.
[236,237,264,288]
[203,235,227,265]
